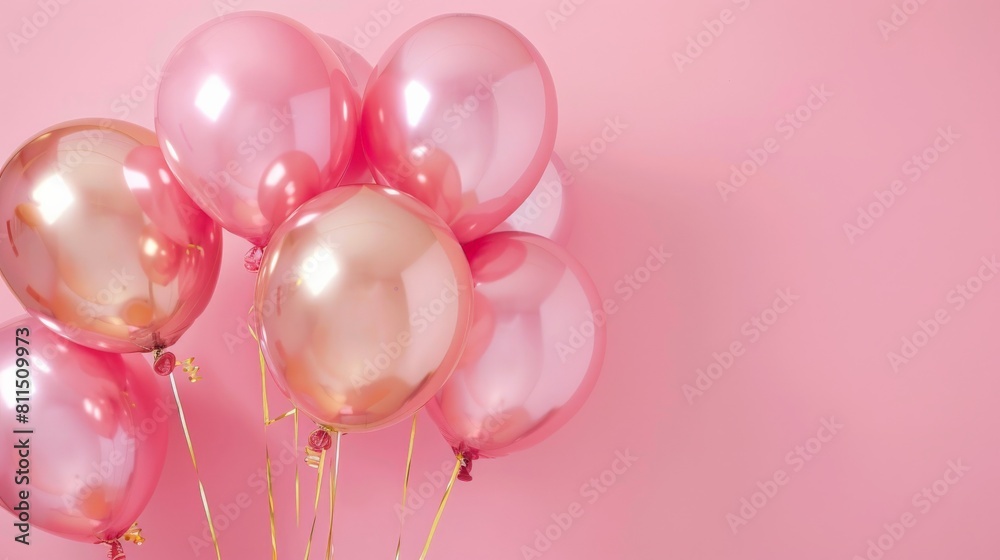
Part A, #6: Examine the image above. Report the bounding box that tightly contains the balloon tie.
[393,414,418,560]
[244,245,265,272]
[418,454,463,560]
[305,426,340,560]
[104,522,144,559]
[454,444,478,482]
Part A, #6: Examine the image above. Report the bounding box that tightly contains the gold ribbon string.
[295,406,301,527]
[417,454,463,560]
[248,317,279,560]
[303,447,328,560]
[169,374,222,560]
[266,408,297,425]
[393,414,418,560]
[325,432,342,560]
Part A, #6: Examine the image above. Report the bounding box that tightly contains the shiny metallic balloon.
[0,316,168,544]
[426,232,606,460]
[156,11,358,247]
[254,185,473,432]
[0,120,222,353]
[361,14,558,243]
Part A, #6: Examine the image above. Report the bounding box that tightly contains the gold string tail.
[325,432,342,560]
[249,316,279,560]
[169,373,222,560]
[418,454,463,560]
[393,414,418,560]
[295,406,301,527]
[303,445,329,560]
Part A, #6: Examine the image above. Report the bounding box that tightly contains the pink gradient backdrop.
[1,1,998,559]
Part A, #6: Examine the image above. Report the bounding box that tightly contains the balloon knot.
[454,445,479,482]
[305,426,334,468]
[152,349,177,376]
[244,245,265,272]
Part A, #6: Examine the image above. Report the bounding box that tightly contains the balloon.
[361,14,558,243]
[0,316,168,547]
[426,232,606,472]
[493,155,573,243]
[254,185,473,432]
[155,11,358,248]
[0,119,222,354]
[321,34,375,185]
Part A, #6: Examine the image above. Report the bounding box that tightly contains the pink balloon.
[361,14,558,243]
[0,316,168,547]
[493,154,573,244]
[426,232,606,473]
[320,34,375,185]
[155,11,358,247]
[0,120,222,354]
[254,185,473,433]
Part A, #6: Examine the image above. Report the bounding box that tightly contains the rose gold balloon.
[0,120,222,353]
[0,316,168,545]
[254,185,473,432]
[426,232,606,464]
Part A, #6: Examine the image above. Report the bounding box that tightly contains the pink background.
[1,0,998,559]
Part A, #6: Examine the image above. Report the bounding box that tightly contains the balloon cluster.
[0,10,605,555]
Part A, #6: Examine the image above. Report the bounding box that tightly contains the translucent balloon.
[156,11,358,247]
[426,232,605,470]
[361,14,558,243]
[0,316,167,547]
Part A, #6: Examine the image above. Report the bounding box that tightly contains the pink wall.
[1,0,998,558]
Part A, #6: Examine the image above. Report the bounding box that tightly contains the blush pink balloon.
[254,185,473,433]
[0,316,168,548]
[155,11,358,248]
[493,154,573,244]
[361,14,558,243]
[426,232,606,474]
[0,120,222,354]
[320,34,376,185]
